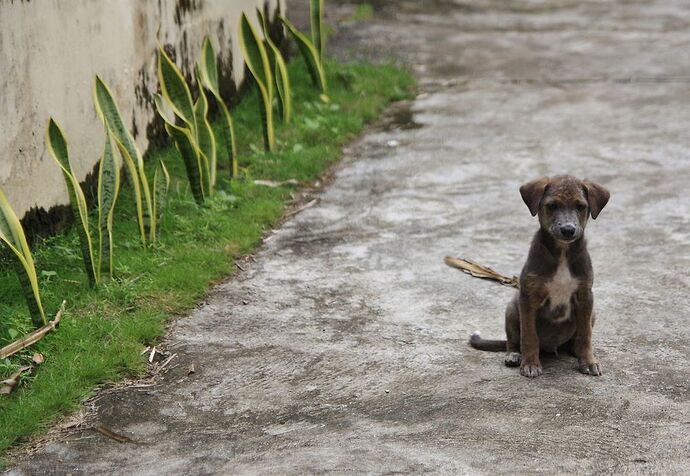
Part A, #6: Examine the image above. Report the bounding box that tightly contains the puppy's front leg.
[574,288,602,376]
[519,296,542,378]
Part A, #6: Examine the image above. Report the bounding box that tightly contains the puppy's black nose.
[560,224,576,238]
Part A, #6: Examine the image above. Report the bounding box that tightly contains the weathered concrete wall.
[0,0,283,225]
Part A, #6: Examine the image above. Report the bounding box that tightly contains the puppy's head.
[520,175,610,243]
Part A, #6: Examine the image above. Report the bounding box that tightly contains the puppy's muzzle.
[559,224,577,238]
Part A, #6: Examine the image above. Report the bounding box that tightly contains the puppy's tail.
[469,331,506,352]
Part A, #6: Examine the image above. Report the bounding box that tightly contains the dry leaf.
[444,256,519,289]
[32,353,45,365]
[1,365,33,395]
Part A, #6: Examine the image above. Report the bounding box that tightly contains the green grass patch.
[0,59,414,458]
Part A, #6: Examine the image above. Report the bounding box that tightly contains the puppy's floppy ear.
[582,180,610,219]
[519,177,549,216]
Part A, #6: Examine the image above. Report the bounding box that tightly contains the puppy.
[470,175,610,378]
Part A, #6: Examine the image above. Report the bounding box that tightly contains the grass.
[0,58,414,458]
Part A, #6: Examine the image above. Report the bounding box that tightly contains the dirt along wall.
[0,0,284,235]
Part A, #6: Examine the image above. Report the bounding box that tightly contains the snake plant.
[257,9,292,123]
[0,189,46,328]
[239,12,275,151]
[46,118,98,288]
[198,36,239,177]
[93,75,153,245]
[155,45,211,204]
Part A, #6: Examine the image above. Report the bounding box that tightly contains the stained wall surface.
[0,0,283,221]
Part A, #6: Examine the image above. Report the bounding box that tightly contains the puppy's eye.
[546,203,558,212]
[576,204,587,212]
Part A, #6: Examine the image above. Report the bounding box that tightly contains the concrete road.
[10,1,690,474]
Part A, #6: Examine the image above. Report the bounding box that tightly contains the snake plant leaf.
[110,137,149,245]
[198,36,221,98]
[310,0,326,65]
[165,121,206,205]
[218,100,239,178]
[97,131,121,279]
[280,15,328,99]
[157,45,196,131]
[194,68,216,192]
[239,12,275,151]
[46,118,98,288]
[0,189,46,327]
[93,75,150,246]
[151,159,170,243]
[198,36,239,178]
[273,58,290,123]
[258,9,292,123]
[153,93,177,125]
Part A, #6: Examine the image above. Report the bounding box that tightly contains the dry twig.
[95,426,136,444]
[284,198,319,219]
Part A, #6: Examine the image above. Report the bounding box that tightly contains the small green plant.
[46,118,98,288]
[97,131,121,279]
[198,36,239,178]
[0,189,46,328]
[280,14,328,101]
[93,76,154,246]
[239,12,276,151]
[257,9,292,123]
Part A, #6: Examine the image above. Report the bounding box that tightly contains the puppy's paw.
[520,362,543,378]
[504,352,521,367]
[579,358,603,376]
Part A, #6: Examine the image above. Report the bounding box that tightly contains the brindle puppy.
[470,175,610,378]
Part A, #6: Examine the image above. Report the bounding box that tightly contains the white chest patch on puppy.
[545,258,579,321]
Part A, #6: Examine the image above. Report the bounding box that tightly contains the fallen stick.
[284,198,319,219]
[444,256,519,289]
[0,300,67,360]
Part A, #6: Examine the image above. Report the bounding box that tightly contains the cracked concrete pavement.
[9,1,690,474]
